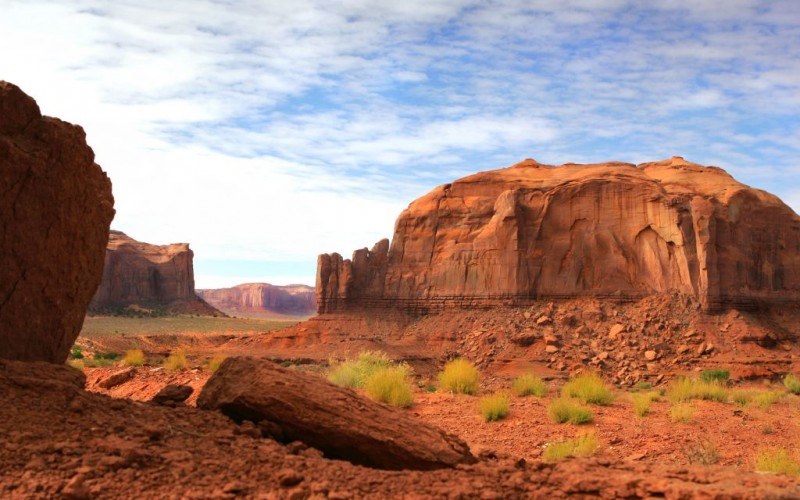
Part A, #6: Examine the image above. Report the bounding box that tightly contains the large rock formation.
[0,81,115,363]
[197,283,315,318]
[318,158,800,314]
[197,357,476,471]
[89,231,220,315]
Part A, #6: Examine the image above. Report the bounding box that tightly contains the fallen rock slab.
[97,367,135,389]
[151,384,193,405]
[197,357,477,470]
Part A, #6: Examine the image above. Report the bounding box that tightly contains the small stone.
[223,482,247,494]
[61,474,89,499]
[644,350,657,361]
[609,324,625,339]
[523,311,532,319]
[598,351,609,360]
[697,343,706,356]
[151,384,193,405]
[545,345,559,354]
[279,469,304,488]
[536,315,552,326]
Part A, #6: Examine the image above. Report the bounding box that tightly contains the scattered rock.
[644,350,657,361]
[151,384,194,405]
[609,324,625,339]
[97,367,135,389]
[536,316,552,326]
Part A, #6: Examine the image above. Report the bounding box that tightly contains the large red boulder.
[0,81,114,363]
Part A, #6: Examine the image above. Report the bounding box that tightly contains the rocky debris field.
[4,358,800,498]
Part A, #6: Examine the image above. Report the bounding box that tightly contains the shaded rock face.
[318,158,800,314]
[198,357,477,471]
[0,81,115,363]
[90,231,220,315]
[198,283,315,318]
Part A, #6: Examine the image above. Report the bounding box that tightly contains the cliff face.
[0,81,115,363]
[318,158,800,314]
[198,283,316,318]
[90,231,219,315]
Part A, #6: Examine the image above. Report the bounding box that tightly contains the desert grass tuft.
[328,351,393,389]
[365,366,414,408]
[67,359,85,370]
[670,402,695,423]
[730,389,754,406]
[208,355,226,373]
[561,372,614,405]
[479,393,510,422]
[752,390,784,408]
[548,398,593,424]
[543,432,598,462]
[784,374,800,395]
[755,447,800,476]
[700,369,730,383]
[667,377,727,403]
[511,373,547,397]
[631,393,656,417]
[163,349,188,371]
[438,358,480,395]
[123,349,145,367]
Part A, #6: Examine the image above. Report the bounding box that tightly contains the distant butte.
[318,157,800,314]
[198,283,316,319]
[89,231,221,316]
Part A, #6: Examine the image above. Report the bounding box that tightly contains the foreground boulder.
[318,158,800,314]
[197,357,476,470]
[0,81,114,363]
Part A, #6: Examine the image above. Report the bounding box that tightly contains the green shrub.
[328,351,393,389]
[208,355,226,373]
[123,349,145,367]
[755,447,800,476]
[511,373,547,397]
[164,349,187,371]
[784,374,800,395]
[548,398,593,424]
[700,369,730,383]
[94,351,120,360]
[364,366,414,408]
[561,372,614,405]
[438,358,480,395]
[543,432,598,462]
[70,346,84,359]
[67,359,85,370]
[479,393,510,422]
[670,403,694,423]
[634,381,653,391]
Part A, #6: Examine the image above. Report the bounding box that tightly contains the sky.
[2,0,799,289]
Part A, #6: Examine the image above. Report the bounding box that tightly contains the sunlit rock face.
[0,81,114,363]
[318,157,800,314]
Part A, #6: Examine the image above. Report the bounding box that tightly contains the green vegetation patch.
[543,432,598,462]
[479,393,510,422]
[548,398,593,425]
[438,358,480,395]
[561,372,614,405]
[511,373,547,398]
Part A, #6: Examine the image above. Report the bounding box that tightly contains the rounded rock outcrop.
[0,81,115,363]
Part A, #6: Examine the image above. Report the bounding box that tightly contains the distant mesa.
[0,81,115,363]
[198,283,316,319]
[89,231,222,316]
[318,157,800,314]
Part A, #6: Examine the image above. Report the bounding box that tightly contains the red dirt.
[5,359,800,498]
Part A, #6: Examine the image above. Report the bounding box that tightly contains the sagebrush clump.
[163,349,188,371]
[784,374,800,395]
[328,351,393,389]
[670,402,694,423]
[480,393,510,422]
[364,366,414,408]
[511,373,547,397]
[438,358,480,395]
[548,398,593,424]
[561,372,614,405]
[123,349,145,367]
[543,432,598,461]
[755,447,800,476]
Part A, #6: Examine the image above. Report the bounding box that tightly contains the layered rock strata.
[318,158,800,314]
[0,81,115,363]
[198,283,315,318]
[90,231,219,315]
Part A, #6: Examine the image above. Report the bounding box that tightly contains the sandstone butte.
[90,230,220,316]
[318,158,800,315]
[0,81,114,363]
[197,283,316,318]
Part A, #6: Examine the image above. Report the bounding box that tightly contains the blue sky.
[2,0,799,288]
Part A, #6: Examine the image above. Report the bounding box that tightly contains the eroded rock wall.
[90,231,219,315]
[318,158,800,314]
[197,283,315,317]
[0,81,115,363]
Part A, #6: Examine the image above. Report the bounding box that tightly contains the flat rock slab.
[197,357,476,471]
